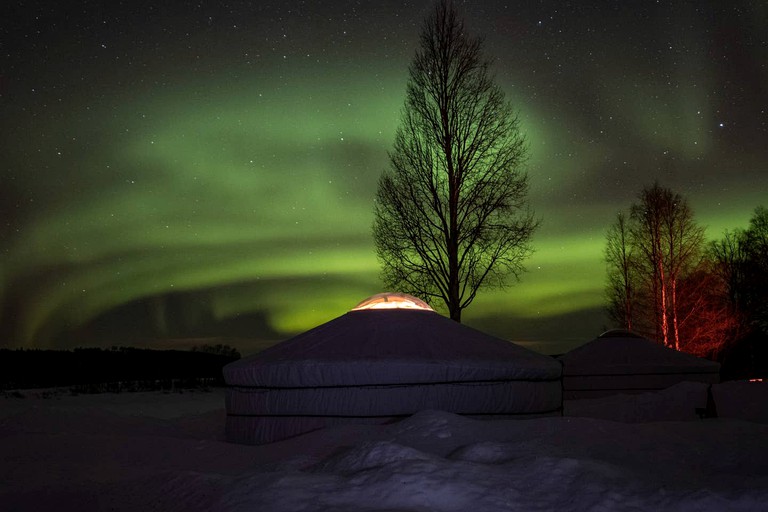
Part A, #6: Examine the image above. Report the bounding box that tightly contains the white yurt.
[223,293,563,445]
[559,329,721,400]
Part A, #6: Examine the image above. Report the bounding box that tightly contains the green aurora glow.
[1,1,765,352]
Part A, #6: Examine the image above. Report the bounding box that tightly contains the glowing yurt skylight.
[351,292,434,311]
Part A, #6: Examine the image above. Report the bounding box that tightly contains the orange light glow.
[351,292,434,311]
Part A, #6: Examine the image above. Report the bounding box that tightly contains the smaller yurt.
[559,329,721,400]
[224,293,563,445]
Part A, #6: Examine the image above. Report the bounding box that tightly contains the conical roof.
[225,293,561,387]
[559,329,721,376]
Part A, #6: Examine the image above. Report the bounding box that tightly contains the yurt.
[559,329,721,400]
[223,293,563,445]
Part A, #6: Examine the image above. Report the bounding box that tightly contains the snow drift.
[2,382,767,511]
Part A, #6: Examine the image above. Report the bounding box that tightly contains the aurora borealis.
[2,1,766,353]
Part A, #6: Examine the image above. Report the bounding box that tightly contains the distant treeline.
[0,345,240,390]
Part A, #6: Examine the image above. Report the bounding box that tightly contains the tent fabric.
[226,380,557,417]
[223,304,562,445]
[225,310,561,387]
[225,379,561,446]
[559,329,721,400]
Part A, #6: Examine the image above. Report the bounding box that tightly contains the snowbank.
[712,380,768,423]
[1,387,767,511]
[564,381,711,422]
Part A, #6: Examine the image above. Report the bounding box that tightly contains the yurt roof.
[224,293,561,387]
[559,329,721,376]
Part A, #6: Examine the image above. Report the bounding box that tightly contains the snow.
[2,384,767,511]
[564,381,711,422]
[712,381,768,423]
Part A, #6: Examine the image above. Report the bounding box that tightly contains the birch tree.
[607,183,705,348]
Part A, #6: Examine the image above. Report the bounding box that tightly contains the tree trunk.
[447,213,461,322]
[624,259,633,330]
[449,302,462,322]
[658,259,670,347]
[671,278,680,350]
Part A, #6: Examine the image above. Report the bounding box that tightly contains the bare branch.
[373,0,537,321]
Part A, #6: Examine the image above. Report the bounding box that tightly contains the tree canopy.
[373,0,537,321]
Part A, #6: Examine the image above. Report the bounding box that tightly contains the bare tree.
[662,188,706,349]
[605,211,635,330]
[676,260,741,358]
[373,0,537,321]
[607,183,705,349]
[744,206,768,332]
[710,206,768,335]
[629,183,671,345]
[709,229,749,313]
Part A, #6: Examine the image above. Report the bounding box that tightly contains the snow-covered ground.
[1,383,767,511]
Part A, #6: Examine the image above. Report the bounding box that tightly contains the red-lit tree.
[628,183,705,349]
[605,183,715,353]
[676,260,742,358]
[709,206,768,342]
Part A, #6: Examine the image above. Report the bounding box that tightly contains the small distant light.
[718,122,724,128]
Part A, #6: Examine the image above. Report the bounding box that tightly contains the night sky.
[2,1,766,353]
